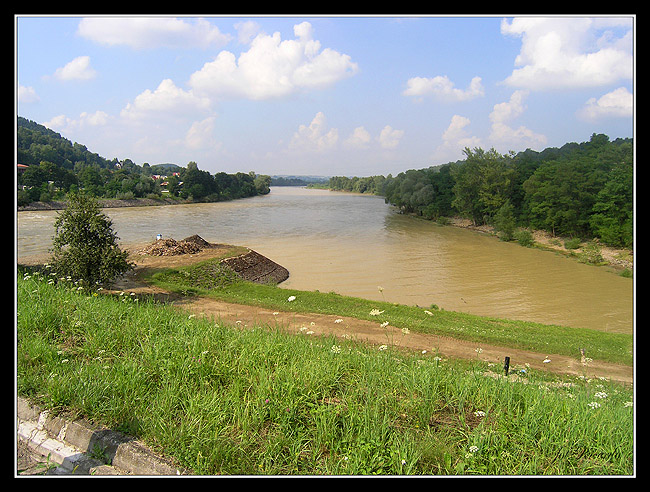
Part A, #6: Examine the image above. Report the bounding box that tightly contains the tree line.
[17,117,271,206]
[327,134,633,248]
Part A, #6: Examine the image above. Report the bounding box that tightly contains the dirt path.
[175,296,633,385]
[114,277,633,386]
[25,239,631,386]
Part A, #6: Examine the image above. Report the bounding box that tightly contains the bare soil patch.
[112,237,632,385]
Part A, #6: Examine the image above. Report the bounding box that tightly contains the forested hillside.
[327,134,633,248]
[16,117,271,207]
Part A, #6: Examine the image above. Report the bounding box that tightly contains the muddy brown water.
[17,187,633,334]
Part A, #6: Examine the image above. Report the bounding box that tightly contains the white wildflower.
[378,345,388,351]
[588,401,601,409]
[369,309,384,316]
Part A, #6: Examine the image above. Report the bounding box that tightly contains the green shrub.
[50,192,134,287]
[564,237,582,250]
[513,229,534,247]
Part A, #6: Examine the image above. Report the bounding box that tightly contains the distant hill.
[17,116,114,170]
[150,163,183,173]
[270,175,329,186]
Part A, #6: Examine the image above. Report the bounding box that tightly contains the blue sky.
[16,15,634,177]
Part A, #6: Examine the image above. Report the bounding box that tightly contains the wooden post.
[504,356,510,376]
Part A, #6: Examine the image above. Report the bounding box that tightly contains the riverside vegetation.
[16,122,634,475]
[17,258,634,475]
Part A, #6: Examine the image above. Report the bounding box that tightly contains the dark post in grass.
[504,356,510,376]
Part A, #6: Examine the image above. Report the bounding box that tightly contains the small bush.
[564,237,582,250]
[50,192,134,287]
[513,229,534,247]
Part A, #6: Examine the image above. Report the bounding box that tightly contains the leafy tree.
[50,192,133,287]
[589,161,633,247]
[493,200,517,241]
[254,174,271,195]
[523,158,607,237]
[452,147,513,224]
[180,164,216,200]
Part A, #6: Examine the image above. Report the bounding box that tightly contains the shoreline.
[16,193,633,273]
[17,196,187,212]
[446,216,633,272]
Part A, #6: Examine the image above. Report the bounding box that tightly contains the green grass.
[148,260,633,367]
[17,267,634,476]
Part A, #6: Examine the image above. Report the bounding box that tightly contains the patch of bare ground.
[110,237,632,386]
[20,235,632,385]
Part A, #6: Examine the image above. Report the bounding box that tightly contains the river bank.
[447,216,634,272]
[83,237,634,380]
[17,193,634,273]
[17,268,634,475]
[17,196,185,211]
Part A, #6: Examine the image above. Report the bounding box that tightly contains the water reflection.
[17,187,632,333]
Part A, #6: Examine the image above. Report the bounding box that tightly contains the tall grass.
[17,268,634,475]
[150,261,633,366]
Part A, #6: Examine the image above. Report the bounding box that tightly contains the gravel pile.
[136,236,210,256]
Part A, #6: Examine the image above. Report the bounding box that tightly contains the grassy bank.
[17,267,634,475]
[148,259,633,367]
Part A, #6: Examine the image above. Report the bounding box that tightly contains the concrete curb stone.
[17,396,189,476]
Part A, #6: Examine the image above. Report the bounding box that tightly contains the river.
[16,186,633,334]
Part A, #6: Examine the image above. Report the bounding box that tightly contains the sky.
[15,15,634,177]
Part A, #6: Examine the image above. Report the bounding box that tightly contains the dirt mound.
[132,235,289,285]
[181,234,212,248]
[222,250,290,284]
[136,236,208,256]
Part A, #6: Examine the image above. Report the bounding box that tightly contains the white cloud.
[488,90,547,150]
[501,16,633,90]
[52,56,97,81]
[43,114,70,130]
[120,79,211,120]
[45,110,110,131]
[345,126,372,149]
[433,114,482,162]
[234,20,262,44]
[377,125,404,149]
[576,87,633,121]
[78,110,110,126]
[489,89,528,124]
[77,17,231,49]
[403,75,484,102]
[184,117,222,151]
[289,112,339,152]
[18,85,39,103]
[188,22,358,101]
